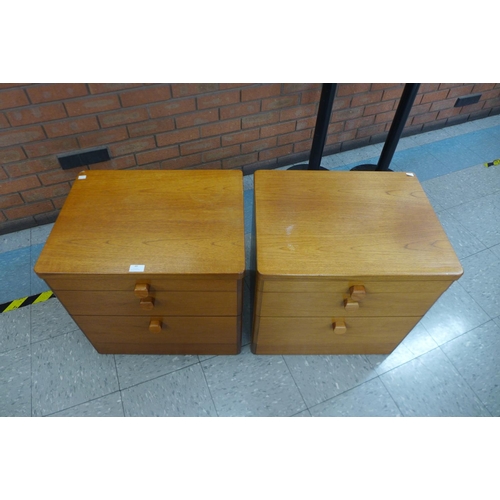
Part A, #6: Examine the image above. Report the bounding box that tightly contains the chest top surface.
[35,170,245,278]
[254,170,463,280]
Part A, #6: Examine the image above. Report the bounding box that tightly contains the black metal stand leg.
[351,83,420,172]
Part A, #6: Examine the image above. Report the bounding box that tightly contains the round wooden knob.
[149,319,162,333]
[140,297,155,310]
[134,283,150,298]
[343,298,359,311]
[332,320,347,335]
[349,285,366,301]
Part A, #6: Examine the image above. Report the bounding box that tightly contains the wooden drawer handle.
[149,319,162,333]
[134,283,150,298]
[349,285,366,301]
[140,297,155,310]
[332,320,347,335]
[343,298,359,311]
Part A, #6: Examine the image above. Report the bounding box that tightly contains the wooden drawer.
[56,290,239,316]
[45,275,238,292]
[252,316,421,355]
[257,290,444,317]
[74,315,241,355]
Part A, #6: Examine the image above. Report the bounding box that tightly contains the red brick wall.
[1,83,500,233]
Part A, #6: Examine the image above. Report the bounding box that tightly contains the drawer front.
[258,291,443,317]
[56,290,239,316]
[74,315,241,354]
[260,278,452,295]
[45,275,238,292]
[252,316,420,355]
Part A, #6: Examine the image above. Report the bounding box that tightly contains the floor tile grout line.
[198,360,220,417]
[281,356,310,414]
[377,374,406,417]
[112,355,126,417]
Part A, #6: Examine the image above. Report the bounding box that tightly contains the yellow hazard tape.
[0,291,54,313]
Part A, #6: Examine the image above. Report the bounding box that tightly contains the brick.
[202,145,240,162]
[220,101,261,120]
[279,104,316,122]
[420,89,450,104]
[21,183,71,203]
[175,109,219,129]
[99,108,149,128]
[411,111,439,126]
[283,83,320,94]
[409,103,431,117]
[187,160,222,170]
[0,88,29,110]
[472,83,496,93]
[77,127,128,149]
[51,197,66,210]
[356,123,386,139]
[0,84,29,90]
[24,136,79,158]
[330,106,364,123]
[171,84,219,98]
[44,116,100,138]
[161,153,202,170]
[0,212,6,223]
[447,85,475,98]
[262,95,300,111]
[127,117,175,137]
[148,98,196,118]
[430,98,456,112]
[458,101,485,114]
[260,121,296,138]
[382,87,404,101]
[106,154,137,170]
[136,145,179,165]
[197,90,240,109]
[438,83,463,90]
[241,84,281,102]
[0,175,41,195]
[180,137,221,155]
[5,157,58,178]
[296,116,318,131]
[259,144,293,162]
[326,130,357,146]
[484,96,500,108]
[27,84,88,104]
[221,129,260,146]
[5,200,54,220]
[88,83,143,94]
[219,84,253,90]
[200,119,240,137]
[241,111,280,129]
[0,193,23,209]
[480,89,500,101]
[371,83,401,91]
[337,84,371,96]
[109,136,156,157]
[277,129,312,146]
[375,110,397,124]
[222,153,258,169]
[242,137,277,154]
[351,90,384,108]
[156,128,200,147]
[0,126,46,147]
[6,103,67,126]
[64,94,121,116]
[38,168,86,186]
[332,96,352,111]
[0,147,26,164]
[363,100,395,117]
[0,113,9,128]
[301,90,321,104]
[120,85,171,107]
[418,83,440,93]
[0,166,6,180]
[293,139,313,154]
[344,115,375,131]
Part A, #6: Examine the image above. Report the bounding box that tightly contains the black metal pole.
[288,83,337,170]
[376,83,420,171]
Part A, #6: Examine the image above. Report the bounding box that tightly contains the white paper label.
[406,172,415,177]
[78,175,87,179]
[129,264,145,272]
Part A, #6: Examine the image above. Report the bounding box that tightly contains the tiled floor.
[1,115,500,417]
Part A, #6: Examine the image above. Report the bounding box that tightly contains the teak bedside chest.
[35,170,245,355]
[252,170,463,355]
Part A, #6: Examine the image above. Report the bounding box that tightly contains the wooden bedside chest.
[35,170,245,355]
[252,170,463,355]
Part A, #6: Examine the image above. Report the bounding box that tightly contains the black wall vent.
[455,94,482,107]
[58,148,110,170]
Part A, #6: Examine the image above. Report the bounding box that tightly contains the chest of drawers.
[34,170,245,355]
[252,170,463,355]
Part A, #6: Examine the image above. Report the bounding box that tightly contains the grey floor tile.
[284,354,377,408]
[244,188,253,235]
[365,341,415,376]
[310,378,402,417]
[459,249,500,318]
[491,243,500,259]
[0,345,31,417]
[0,228,31,253]
[0,247,31,304]
[115,353,198,390]
[30,298,79,343]
[421,282,490,345]
[400,322,439,357]
[447,191,500,249]
[47,392,125,417]
[243,173,254,191]
[30,223,54,245]
[31,330,119,417]
[0,306,30,353]
[242,281,253,347]
[121,363,216,417]
[436,211,487,260]
[380,348,489,417]
[441,321,500,416]
[494,316,500,329]
[201,345,306,417]
[292,409,311,417]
